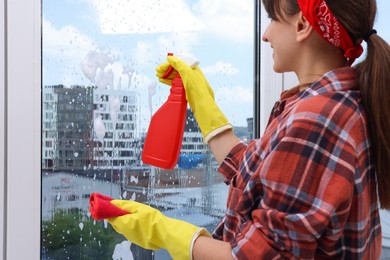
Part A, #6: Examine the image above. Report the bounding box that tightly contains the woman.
[105,0,390,258]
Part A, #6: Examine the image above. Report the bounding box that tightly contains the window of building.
[40,0,255,259]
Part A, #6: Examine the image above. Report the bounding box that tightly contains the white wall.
[1,1,5,258]
[259,4,298,134]
[3,0,41,259]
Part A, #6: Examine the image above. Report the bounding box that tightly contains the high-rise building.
[92,88,140,172]
[42,85,140,174]
[43,86,95,172]
[247,117,254,140]
[42,85,210,176]
[182,109,206,154]
[42,86,59,170]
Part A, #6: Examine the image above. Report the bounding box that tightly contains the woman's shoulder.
[285,89,368,145]
[294,67,362,121]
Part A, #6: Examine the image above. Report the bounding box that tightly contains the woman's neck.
[298,73,323,91]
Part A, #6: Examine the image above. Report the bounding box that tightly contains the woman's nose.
[262,32,269,42]
[262,27,269,42]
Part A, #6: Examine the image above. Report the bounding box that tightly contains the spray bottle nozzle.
[161,53,199,79]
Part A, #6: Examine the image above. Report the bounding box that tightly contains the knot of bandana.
[297,0,363,65]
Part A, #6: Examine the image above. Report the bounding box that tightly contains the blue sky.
[42,0,389,128]
[43,0,255,128]
[375,0,390,41]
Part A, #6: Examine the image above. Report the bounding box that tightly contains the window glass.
[41,0,254,259]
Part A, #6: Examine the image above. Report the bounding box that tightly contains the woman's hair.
[262,0,390,209]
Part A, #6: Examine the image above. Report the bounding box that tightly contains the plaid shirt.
[214,67,382,259]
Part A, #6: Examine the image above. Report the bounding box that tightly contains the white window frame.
[5,0,387,259]
[1,1,5,258]
[2,0,42,259]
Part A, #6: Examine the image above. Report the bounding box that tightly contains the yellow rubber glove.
[107,199,211,260]
[156,56,233,143]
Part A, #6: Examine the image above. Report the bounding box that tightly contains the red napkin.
[89,192,130,220]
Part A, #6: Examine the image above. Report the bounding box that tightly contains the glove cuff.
[164,219,211,260]
[203,124,233,143]
[191,98,232,142]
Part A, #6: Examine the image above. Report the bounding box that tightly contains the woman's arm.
[208,130,240,165]
[192,236,234,260]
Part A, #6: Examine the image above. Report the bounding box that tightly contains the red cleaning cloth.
[89,192,130,220]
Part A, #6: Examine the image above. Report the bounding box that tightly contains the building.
[42,86,95,172]
[246,117,254,140]
[92,88,141,172]
[182,109,205,153]
[42,86,59,169]
[56,86,94,171]
[42,85,140,174]
[42,86,209,173]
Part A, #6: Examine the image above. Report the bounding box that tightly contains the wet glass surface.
[41,1,254,259]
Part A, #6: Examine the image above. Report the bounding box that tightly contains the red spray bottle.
[142,54,199,169]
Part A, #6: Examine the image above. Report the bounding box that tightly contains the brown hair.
[262,0,390,209]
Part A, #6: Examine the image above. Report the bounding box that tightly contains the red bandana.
[297,0,363,65]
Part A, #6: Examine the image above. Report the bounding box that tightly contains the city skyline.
[42,84,235,173]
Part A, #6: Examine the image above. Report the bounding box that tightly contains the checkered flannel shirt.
[214,67,382,259]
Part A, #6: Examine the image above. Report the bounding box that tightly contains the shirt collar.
[298,67,357,100]
[275,67,357,119]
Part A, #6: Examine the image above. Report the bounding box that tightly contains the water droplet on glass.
[130,176,138,184]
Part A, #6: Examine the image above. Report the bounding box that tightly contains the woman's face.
[262,12,300,73]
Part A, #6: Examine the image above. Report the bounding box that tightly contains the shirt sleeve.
[229,98,358,259]
[218,140,247,184]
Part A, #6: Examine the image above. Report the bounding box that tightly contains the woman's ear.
[296,11,314,42]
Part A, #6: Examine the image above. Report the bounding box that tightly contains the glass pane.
[41,1,254,259]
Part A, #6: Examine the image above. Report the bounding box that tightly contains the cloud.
[194,0,254,43]
[89,0,253,43]
[43,19,96,61]
[214,84,253,126]
[202,61,239,76]
[124,32,201,68]
[156,33,200,58]
[92,0,204,34]
[43,19,99,86]
[216,85,253,103]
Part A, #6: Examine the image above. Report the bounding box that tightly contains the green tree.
[42,208,120,259]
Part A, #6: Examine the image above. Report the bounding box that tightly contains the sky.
[42,0,255,128]
[375,0,390,41]
[42,0,389,128]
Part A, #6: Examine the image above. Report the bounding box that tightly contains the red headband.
[297,0,363,65]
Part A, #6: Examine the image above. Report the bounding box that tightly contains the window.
[41,0,254,259]
[3,0,389,259]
